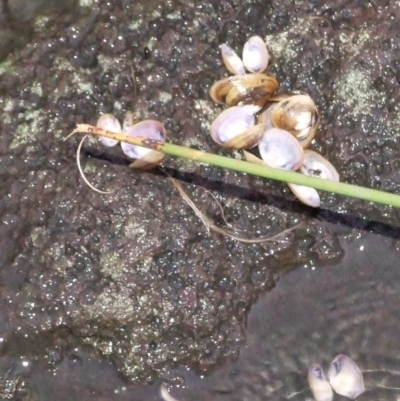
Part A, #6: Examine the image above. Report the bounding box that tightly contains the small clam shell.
[221,43,245,75]
[308,363,333,401]
[242,35,269,73]
[96,113,121,147]
[288,150,338,207]
[210,106,255,146]
[258,128,304,170]
[301,150,339,181]
[225,73,279,107]
[121,119,166,165]
[328,354,365,399]
[209,74,278,107]
[270,94,320,148]
[287,183,321,208]
[209,77,233,105]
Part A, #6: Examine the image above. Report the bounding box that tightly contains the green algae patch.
[335,69,382,117]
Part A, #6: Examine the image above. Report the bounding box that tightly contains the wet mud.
[0,0,400,399]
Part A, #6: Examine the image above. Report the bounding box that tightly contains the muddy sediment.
[0,0,400,399]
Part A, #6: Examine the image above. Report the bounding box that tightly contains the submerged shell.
[96,113,121,147]
[308,363,334,401]
[209,73,278,107]
[160,385,181,401]
[301,150,339,181]
[121,120,166,169]
[242,35,269,73]
[258,128,304,170]
[328,354,365,399]
[269,94,320,148]
[221,43,245,75]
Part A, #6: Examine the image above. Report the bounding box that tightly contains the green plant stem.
[71,124,400,208]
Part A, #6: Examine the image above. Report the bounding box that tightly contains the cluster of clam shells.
[96,112,167,170]
[209,36,339,207]
[308,354,365,401]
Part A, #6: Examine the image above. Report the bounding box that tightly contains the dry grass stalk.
[168,177,301,243]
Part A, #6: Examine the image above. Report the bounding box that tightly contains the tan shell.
[121,119,167,169]
[210,106,264,150]
[129,150,165,170]
[301,150,339,181]
[96,113,121,147]
[257,105,274,129]
[308,363,334,401]
[269,94,320,148]
[209,73,278,107]
[328,354,365,399]
[258,128,304,170]
[221,44,245,75]
[242,35,269,73]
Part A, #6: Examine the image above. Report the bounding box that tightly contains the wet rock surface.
[0,0,400,399]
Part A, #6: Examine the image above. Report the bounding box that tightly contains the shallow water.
[197,232,400,401]
[131,232,400,401]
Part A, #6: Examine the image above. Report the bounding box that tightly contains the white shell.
[160,385,181,401]
[96,113,121,147]
[287,183,321,208]
[121,120,166,159]
[210,106,255,145]
[289,150,339,207]
[242,35,269,73]
[308,363,333,401]
[301,150,339,181]
[258,128,304,170]
[328,354,365,399]
[221,44,245,75]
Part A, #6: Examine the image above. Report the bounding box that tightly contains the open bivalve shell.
[288,150,339,207]
[242,35,269,73]
[266,94,320,148]
[300,150,339,181]
[328,354,365,399]
[221,43,246,75]
[209,73,279,107]
[210,106,266,150]
[120,112,167,170]
[257,128,304,170]
[308,363,334,401]
[220,35,269,76]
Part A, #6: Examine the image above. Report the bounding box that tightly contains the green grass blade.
[71,124,400,208]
